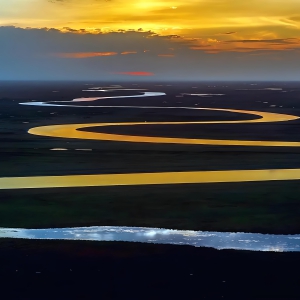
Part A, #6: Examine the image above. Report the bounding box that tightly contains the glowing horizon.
[2,0,300,80]
[1,0,300,53]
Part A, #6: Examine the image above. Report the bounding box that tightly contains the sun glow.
[1,0,300,52]
[135,1,166,10]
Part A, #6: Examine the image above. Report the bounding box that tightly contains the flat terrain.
[1,239,300,299]
[1,81,300,298]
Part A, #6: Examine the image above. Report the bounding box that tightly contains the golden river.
[1,106,300,189]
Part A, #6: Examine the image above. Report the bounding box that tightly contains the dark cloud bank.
[0,26,300,81]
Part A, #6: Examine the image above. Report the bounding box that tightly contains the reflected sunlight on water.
[1,104,300,189]
[21,87,300,148]
[2,169,300,189]
[27,107,300,147]
[0,226,299,252]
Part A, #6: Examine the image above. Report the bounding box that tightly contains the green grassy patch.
[0,180,299,234]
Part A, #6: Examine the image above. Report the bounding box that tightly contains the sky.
[1,0,300,80]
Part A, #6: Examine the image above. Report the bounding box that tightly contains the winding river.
[1,87,300,251]
[0,226,299,252]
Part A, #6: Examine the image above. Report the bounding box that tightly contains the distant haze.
[1,26,300,81]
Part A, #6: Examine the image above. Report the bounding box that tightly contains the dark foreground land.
[1,239,300,299]
[1,81,300,298]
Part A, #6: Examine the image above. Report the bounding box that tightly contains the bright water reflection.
[2,169,300,190]
[0,226,299,252]
[20,91,166,107]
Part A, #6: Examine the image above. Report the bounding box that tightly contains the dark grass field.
[1,239,300,299]
[1,182,300,234]
[1,81,300,298]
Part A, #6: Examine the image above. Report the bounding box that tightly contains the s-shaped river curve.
[1,91,300,189]
[1,90,300,252]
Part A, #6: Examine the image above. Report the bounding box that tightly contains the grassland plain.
[0,182,300,234]
[1,81,300,298]
[1,82,300,233]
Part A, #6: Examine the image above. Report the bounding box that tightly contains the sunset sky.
[1,0,300,80]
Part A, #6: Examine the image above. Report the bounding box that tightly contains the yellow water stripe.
[1,169,300,190]
[28,107,300,147]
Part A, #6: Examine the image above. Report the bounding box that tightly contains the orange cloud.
[157,54,175,57]
[55,52,118,58]
[121,51,137,55]
[189,38,300,53]
[114,72,154,76]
